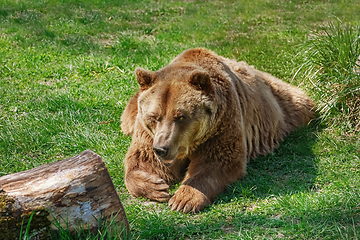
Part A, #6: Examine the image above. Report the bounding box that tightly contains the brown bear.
[120,48,315,213]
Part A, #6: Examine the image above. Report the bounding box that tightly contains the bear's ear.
[135,67,154,90]
[189,70,214,93]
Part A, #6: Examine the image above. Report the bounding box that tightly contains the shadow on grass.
[216,118,324,203]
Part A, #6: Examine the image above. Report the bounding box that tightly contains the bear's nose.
[153,146,169,158]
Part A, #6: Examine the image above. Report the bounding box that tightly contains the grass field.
[0,0,359,239]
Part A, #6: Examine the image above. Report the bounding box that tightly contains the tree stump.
[0,150,129,239]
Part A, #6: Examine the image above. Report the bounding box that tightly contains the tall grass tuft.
[298,21,360,132]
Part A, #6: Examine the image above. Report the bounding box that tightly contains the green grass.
[0,0,359,239]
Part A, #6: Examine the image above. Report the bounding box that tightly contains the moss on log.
[0,189,51,239]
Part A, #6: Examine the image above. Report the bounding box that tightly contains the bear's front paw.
[126,170,171,202]
[168,185,211,214]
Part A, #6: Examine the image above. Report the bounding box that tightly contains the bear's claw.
[168,185,211,214]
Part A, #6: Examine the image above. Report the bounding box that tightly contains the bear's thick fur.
[121,48,315,213]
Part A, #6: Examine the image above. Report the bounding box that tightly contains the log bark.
[0,150,129,239]
[355,55,360,74]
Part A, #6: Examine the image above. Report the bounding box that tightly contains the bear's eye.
[176,116,185,122]
[150,116,159,122]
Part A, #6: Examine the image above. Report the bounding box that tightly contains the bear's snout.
[153,146,169,158]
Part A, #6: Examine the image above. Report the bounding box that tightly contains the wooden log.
[355,55,360,74]
[0,150,129,239]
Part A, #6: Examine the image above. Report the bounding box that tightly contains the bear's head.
[135,63,217,166]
